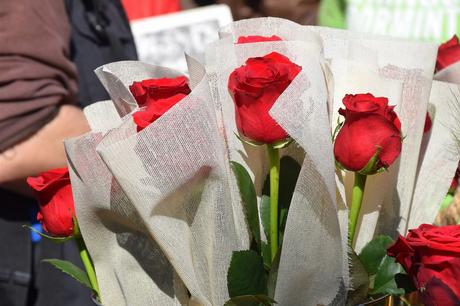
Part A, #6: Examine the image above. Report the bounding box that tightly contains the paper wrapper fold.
[65,100,187,305]
[206,18,346,305]
[94,60,248,306]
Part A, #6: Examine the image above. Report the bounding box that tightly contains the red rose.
[129,76,191,107]
[26,168,75,237]
[133,93,188,132]
[436,35,460,72]
[387,224,460,306]
[236,35,282,44]
[130,76,191,132]
[334,93,402,173]
[228,52,302,143]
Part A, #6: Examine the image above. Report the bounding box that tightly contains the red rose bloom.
[133,93,188,132]
[334,93,402,173]
[236,35,282,44]
[129,76,191,107]
[436,35,460,72]
[27,168,75,237]
[131,76,191,132]
[228,52,301,143]
[388,224,460,306]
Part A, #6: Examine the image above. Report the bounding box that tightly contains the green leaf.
[231,161,261,249]
[261,241,271,269]
[227,250,268,299]
[23,225,73,243]
[359,235,394,275]
[260,195,271,241]
[267,249,281,298]
[43,259,92,290]
[394,273,416,294]
[358,147,383,175]
[347,247,369,305]
[370,256,405,296]
[224,295,277,306]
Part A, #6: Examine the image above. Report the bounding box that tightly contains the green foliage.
[370,256,405,296]
[24,225,73,243]
[227,250,268,299]
[347,247,369,305]
[224,295,277,306]
[260,195,271,241]
[231,161,261,249]
[267,249,281,298]
[359,235,393,275]
[43,259,92,290]
[358,235,406,297]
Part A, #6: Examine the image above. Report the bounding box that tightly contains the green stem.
[267,145,280,261]
[75,231,100,297]
[348,172,367,247]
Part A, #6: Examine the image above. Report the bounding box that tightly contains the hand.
[0,105,90,184]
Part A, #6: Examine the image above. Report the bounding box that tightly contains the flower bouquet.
[27,18,460,306]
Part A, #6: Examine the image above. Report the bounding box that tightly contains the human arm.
[0,0,88,186]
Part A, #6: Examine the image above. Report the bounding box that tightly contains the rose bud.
[334,93,402,174]
[388,224,460,306]
[236,35,282,44]
[129,76,191,107]
[27,168,76,237]
[130,76,191,132]
[436,35,460,72]
[228,52,301,144]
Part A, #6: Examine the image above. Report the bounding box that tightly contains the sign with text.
[347,0,459,42]
[131,5,233,73]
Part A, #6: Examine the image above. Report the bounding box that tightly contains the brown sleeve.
[0,0,78,152]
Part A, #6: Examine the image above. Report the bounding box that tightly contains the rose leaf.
[227,250,268,301]
[358,235,394,275]
[231,161,261,250]
[43,259,92,290]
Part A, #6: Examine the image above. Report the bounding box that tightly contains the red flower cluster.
[334,93,402,173]
[436,35,460,72]
[228,51,301,143]
[130,77,191,132]
[27,168,75,237]
[388,224,460,306]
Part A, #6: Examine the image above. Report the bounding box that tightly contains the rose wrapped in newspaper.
[388,224,460,306]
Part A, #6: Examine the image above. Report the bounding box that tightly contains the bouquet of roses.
[26,18,460,306]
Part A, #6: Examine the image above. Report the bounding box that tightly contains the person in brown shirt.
[0,0,89,185]
[0,1,90,305]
